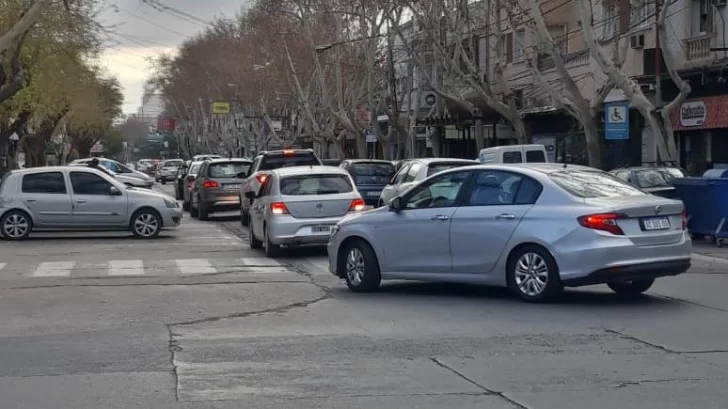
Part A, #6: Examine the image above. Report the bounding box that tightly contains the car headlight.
[163,198,179,208]
[330,224,340,237]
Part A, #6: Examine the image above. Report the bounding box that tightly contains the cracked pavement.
[1,185,728,408]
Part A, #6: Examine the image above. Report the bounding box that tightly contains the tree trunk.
[474,119,485,152]
[355,133,367,159]
[583,119,603,169]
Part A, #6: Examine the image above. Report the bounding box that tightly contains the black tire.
[161,179,166,185]
[0,210,32,240]
[249,216,263,249]
[507,245,563,302]
[341,239,381,292]
[183,201,190,211]
[190,198,199,218]
[130,208,162,238]
[263,225,281,257]
[607,279,655,297]
[240,196,249,227]
[198,196,209,221]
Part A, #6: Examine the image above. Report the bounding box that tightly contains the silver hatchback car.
[0,167,182,240]
[245,166,365,257]
[327,163,691,302]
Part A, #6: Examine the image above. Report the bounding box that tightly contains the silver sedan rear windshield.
[280,175,353,195]
[549,169,647,198]
[209,162,250,178]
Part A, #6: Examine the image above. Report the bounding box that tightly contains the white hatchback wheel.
[1,211,31,240]
[132,211,161,238]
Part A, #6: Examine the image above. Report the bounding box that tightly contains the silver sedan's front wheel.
[342,240,381,292]
[507,245,562,302]
[346,248,365,287]
[131,210,162,238]
[0,211,32,240]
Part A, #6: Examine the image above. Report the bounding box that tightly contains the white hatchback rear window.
[280,175,352,195]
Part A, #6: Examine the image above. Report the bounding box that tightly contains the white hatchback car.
[0,167,182,240]
[245,166,365,257]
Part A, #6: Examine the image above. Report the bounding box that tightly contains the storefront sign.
[671,94,728,131]
[679,101,706,127]
[532,136,557,163]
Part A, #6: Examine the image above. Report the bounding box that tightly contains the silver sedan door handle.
[26,199,36,202]
[430,214,450,221]
[496,213,515,220]
[75,200,86,204]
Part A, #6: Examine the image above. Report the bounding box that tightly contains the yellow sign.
[211,101,230,114]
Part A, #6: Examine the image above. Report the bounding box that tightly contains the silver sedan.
[0,166,182,240]
[246,166,365,257]
[327,163,692,302]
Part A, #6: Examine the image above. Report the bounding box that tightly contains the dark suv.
[239,149,322,225]
[189,158,252,220]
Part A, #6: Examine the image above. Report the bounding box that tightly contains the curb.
[692,253,728,265]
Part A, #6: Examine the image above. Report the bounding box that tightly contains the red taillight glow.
[349,198,366,211]
[203,180,219,188]
[256,173,268,184]
[270,202,288,215]
[283,149,295,157]
[577,213,624,235]
[682,210,688,230]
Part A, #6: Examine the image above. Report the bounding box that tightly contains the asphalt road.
[1,183,727,409]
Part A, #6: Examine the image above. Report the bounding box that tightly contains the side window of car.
[392,164,410,185]
[466,171,542,206]
[403,163,421,183]
[103,161,118,172]
[403,171,470,209]
[22,172,67,194]
[250,157,261,174]
[70,172,114,195]
[615,171,630,182]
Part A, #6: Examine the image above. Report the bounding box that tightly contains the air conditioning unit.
[630,34,645,49]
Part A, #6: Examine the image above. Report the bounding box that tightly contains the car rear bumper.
[201,194,240,211]
[267,215,345,246]
[562,259,691,287]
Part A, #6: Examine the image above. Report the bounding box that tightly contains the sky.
[97,0,248,115]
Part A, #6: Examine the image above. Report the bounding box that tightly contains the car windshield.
[427,162,473,177]
[208,162,251,178]
[164,160,183,169]
[634,169,673,188]
[350,162,395,185]
[549,169,647,198]
[260,154,320,170]
[188,164,201,175]
[280,174,353,195]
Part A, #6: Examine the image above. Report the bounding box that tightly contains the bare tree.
[578,0,688,162]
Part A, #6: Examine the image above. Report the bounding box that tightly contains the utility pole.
[655,0,663,112]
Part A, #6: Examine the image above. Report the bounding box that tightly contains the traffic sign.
[604,101,629,140]
[211,101,230,114]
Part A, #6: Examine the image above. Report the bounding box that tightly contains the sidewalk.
[692,238,728,263]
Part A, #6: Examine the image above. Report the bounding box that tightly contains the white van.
[477,144,549,164]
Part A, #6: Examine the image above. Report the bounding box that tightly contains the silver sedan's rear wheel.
[342,240,381,292]
[507,245,562,302]
[131,209,162,238]
[0,210,32,240]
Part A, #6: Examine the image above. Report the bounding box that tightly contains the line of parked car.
[165,148,691,303]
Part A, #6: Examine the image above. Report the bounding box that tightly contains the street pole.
[654,0,664,165]
[387,20,399,159]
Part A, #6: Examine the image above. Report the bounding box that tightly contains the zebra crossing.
[0,256,331,279]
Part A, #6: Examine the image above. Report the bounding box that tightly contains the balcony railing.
[684,33,714,61]
[536,50,590,72]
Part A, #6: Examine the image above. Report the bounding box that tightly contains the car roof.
[205,158,252,164]
[345,159,395,165]
[11,166,106,176]
[271,165,348,177]
[411,158,478,165]
[430,163,597,179]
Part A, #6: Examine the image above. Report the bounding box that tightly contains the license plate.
[642,217,670,231]
[311,225,331,233]
[367,191,380,197]
[224,184,241,190]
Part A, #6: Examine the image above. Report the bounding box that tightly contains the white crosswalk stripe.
[176,259,218,274]
[33,261,76,277]
[108,260,145,276]
[0,256,338,279]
